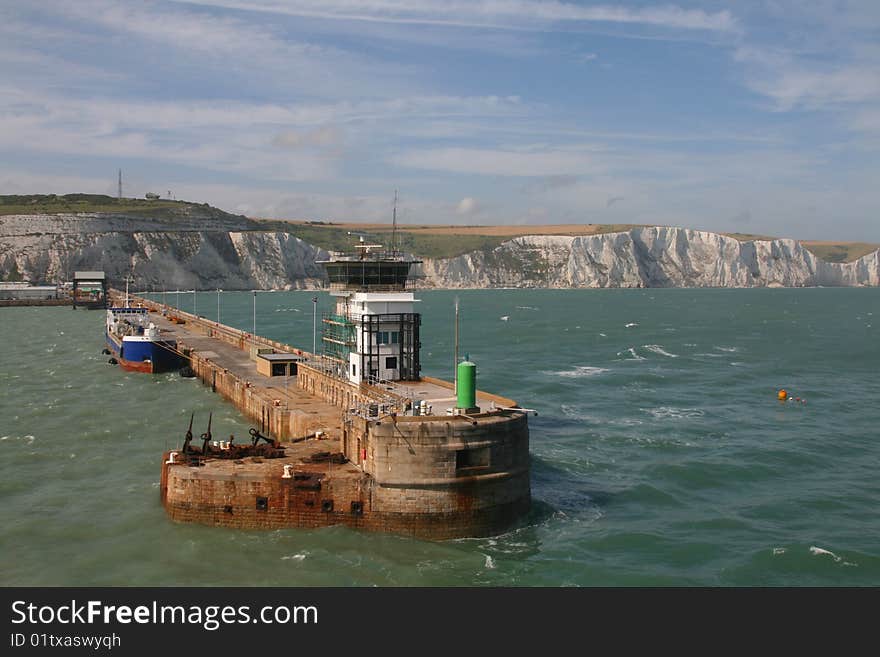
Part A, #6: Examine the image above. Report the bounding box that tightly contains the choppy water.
[1,288,878,586]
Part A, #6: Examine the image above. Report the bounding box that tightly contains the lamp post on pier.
[217,288,221,324]
[252,290,257,345]
[312,295,318,359]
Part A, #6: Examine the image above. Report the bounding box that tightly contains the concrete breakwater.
[121,293,531,539]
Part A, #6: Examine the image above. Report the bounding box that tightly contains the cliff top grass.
[262,220,878,262]
[255,219,648,259]
[0,194,255,226]
[799,241,880,263]
[0,193,188,216]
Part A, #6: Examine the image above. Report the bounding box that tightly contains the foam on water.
[643,344,678,358]
[616,347,646,361]
[809,546,840,561]
[644,407,705,420]
[552,365,610,378]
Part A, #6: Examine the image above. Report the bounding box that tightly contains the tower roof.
[318,241,420,292]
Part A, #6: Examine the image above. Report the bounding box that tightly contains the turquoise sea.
[1,288,878,586]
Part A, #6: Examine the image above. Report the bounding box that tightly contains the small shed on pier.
[256,352,305,377]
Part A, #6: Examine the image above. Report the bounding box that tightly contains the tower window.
[376,331,400,345]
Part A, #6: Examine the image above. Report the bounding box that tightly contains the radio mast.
[391,189,398,254]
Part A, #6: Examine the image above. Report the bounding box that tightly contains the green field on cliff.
[0,193,191,216]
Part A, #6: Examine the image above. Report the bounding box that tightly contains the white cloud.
[392,146,603,176]
[735,47,880,112]
[0,90,524,181]
[456,197,479,215]
[10,0,414,102]
[178,1,738,33]
[272,126,345,150]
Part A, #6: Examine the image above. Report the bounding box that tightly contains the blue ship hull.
[106,331,185,374]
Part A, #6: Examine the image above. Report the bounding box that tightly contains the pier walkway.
[114,292,341,441]
[116,292,516,444]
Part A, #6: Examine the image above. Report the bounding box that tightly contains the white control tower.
[318,238,421,385]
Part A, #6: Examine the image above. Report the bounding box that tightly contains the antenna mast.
[118,169,122,200]
[123,273,134,306]
[392,189,398,254]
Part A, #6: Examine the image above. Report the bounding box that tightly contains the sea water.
[1,288,878,586]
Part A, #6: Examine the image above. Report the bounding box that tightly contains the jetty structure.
[153,238,532,539]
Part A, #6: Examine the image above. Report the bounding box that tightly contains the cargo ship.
[105,280,184,373]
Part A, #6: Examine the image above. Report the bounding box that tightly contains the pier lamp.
[193,288,197,316]
[252,290,257,343]
[312,295,318,358]
[217,288,221,324]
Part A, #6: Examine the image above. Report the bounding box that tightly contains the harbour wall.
[161,451,530,539]
[136,290,532,538]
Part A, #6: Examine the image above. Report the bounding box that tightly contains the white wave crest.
[645,407,704,419]
[560,404,595,422]
[281,553,308,561]
[809,546,841,562]
[643,344,678,358]
[484,554,496,569]
[552,365,610,378]
[616,347,645,361]
[714,346,738,352]
[625,322,638,328]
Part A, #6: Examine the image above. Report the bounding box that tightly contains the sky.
[1,1,879,240]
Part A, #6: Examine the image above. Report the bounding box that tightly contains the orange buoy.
[777,389,788,401]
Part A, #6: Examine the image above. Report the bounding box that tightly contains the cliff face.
[1,215,877,289]
[415,228,880,288]
[0,213,326,289]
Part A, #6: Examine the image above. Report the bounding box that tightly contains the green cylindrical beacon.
[456,355,477,411]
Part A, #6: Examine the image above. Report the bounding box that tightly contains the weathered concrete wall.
[162,456,372,531]
[297,364,383,415]
[161,451,530,539]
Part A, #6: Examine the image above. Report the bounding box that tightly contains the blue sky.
[1,1,878,240]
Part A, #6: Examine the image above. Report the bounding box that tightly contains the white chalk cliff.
[1,215,877,289]
[415,228,879,288]
[0,213,327,290]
